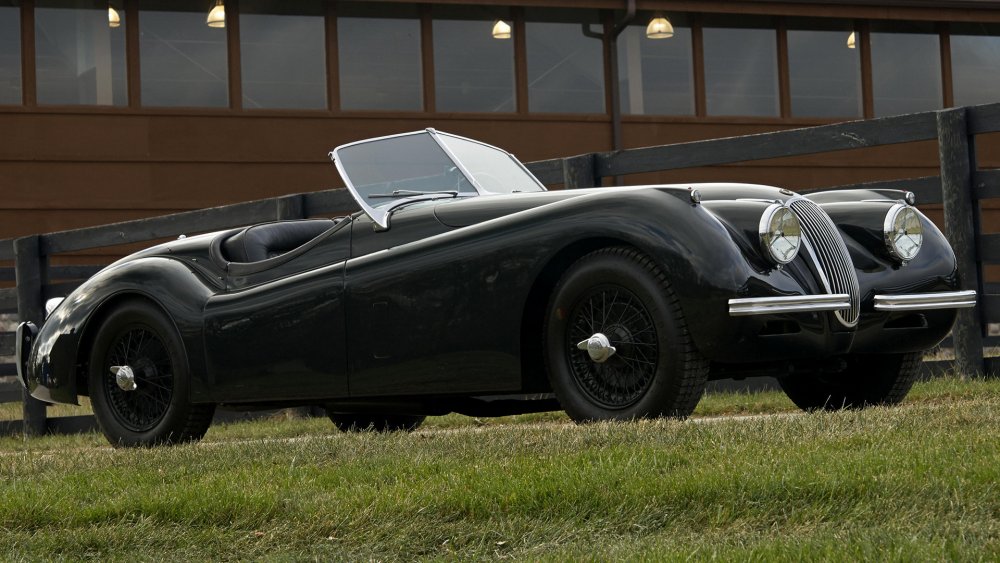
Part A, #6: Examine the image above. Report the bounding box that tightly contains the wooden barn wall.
[1,109,998,265]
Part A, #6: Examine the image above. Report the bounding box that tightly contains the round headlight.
[884,204,922,262]
[759,204,802,265]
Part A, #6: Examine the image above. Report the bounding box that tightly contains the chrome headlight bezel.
[758,204,802,265]
[883,203,923,263]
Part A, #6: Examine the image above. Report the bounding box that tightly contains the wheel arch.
[519,236,643,391]
[63,256,216,403]
[73,292,180,398]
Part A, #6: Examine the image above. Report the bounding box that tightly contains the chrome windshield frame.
[329,129,546,229]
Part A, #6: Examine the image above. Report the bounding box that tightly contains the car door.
[344,211,523,397]
[201,225,351,402]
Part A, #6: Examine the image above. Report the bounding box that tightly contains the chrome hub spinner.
[110,365,137,391]
[576,333,617,363]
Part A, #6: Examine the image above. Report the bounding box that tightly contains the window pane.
[526,9,605,114]
[240,1,326,110]
[951,23,1000,107]
[871,22,941,116]
[433,6,514,113]
[338,3,421,111]
[787,19,861,118]
[140,0,228,108]
[35,0,126,106]
[617,13,694,115]
[703,16,778,116]
[0,3,20,105]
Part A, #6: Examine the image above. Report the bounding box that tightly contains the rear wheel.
[328,413,425,432]
[778,352,921,411]
[544,247,708,422]
[88,300,215,447]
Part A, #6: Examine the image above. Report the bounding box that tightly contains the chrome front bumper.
[873,290,977,311]
[730,289,977,316]
[729,294,850,316]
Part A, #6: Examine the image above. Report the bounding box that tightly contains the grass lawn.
[0,377,998,561]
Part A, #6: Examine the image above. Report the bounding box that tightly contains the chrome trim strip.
[873,290,977,311]
[729,294,851,316]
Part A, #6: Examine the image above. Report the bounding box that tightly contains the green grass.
[1,377,998,560]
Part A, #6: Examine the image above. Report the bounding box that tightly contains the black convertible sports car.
[18,129,975,446]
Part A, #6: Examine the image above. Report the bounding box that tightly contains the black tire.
[328,413,426,433]
[777,352,922,411]
[544,247,709,422]
[88,300,215,447]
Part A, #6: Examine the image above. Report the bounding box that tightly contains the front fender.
[25,256,216,404]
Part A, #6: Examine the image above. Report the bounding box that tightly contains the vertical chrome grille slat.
[789,198,861,326]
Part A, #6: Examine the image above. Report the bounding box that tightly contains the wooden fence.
[2,102,998,435]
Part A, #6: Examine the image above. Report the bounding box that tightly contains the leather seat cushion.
[223,219,338,263]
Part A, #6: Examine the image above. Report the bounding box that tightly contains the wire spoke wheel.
[88,299,215,447]
[544,247,708,423]
[566,286,658,409]
[101,326,174,432]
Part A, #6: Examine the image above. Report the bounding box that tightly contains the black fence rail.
[2,102,998,435]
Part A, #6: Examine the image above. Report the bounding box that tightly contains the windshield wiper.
[369,190,459,199]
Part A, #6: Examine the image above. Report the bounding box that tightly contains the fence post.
[14,235,47,435]
[562,154,599,190]
[276,194,306,220]
[937,107,985,378]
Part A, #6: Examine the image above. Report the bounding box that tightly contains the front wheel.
[88,300,215,447]
[777,352,922,411]
[544,247,708,422]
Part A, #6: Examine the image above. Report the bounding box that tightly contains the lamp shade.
[492,19,511,39]
[646,15,674,39]
[108,6,121,28]
[207,1,225,28]
[847,31,856,49]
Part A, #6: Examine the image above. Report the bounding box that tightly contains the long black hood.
[432,183,792,228]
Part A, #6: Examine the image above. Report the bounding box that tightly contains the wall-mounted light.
[646,14,674,39]
[847,31,856,49]
[207,0,225,28]
[108,5,121,28]
[492,19,511,39]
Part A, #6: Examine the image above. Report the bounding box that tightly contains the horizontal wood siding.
[6,110,998,245]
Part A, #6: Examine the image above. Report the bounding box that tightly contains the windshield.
[331,129,546,228]
[436,133,545,195]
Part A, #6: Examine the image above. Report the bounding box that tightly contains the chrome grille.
[789,198,860,326]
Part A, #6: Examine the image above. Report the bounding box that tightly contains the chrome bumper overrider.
[728,294,851,316]
[873,290,977,311]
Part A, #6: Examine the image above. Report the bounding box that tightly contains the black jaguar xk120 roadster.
[18,129,975,446]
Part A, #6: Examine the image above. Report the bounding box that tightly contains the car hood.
[433,189,600,227]
[432,183,794,228]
